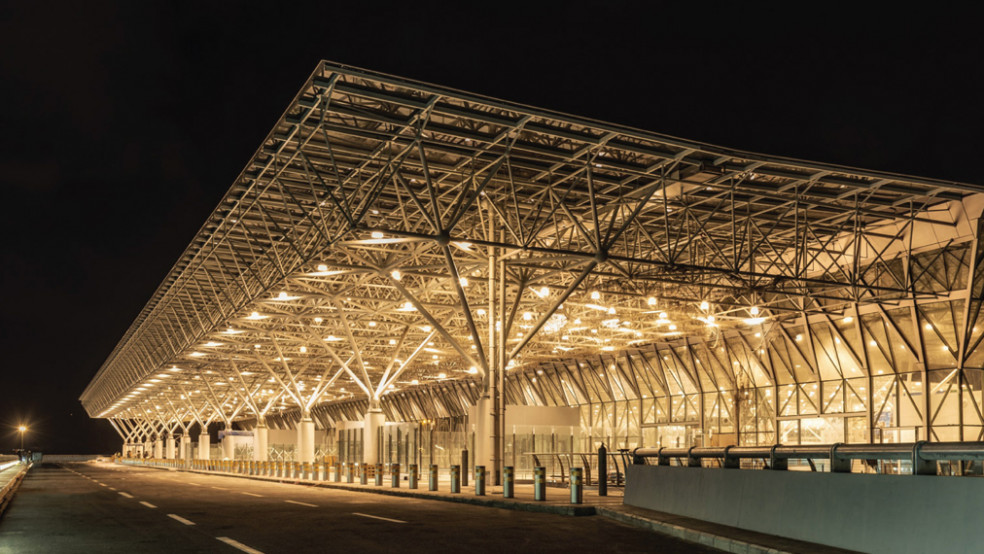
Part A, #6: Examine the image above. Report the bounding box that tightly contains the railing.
[525,451,627,487]
[632,441,984,475]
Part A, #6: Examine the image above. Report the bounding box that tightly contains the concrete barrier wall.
[625,465,984,554]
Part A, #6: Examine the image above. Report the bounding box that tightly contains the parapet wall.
[625,464,984,554]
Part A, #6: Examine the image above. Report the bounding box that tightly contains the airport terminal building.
[81,61,984,481]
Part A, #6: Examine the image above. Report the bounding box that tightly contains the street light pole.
[18,425,27,451]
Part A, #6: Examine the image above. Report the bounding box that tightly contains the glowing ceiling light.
[437,373,447,379]
[699,300,710,311]
[189,352,204,357]
[590,290,601,301]
[317,264,329,272]
[204,341,222,347]
[368,321,377,327]
[467,367,478,374]
[459,277,469,288]
[647,296,657,306]
[658,312,668,320]
[476,308,486,316]
[601,346,615,351]
[422,325,432,333]
[389,339,397,345]
[391,270,402,281]
[749,306,760,316]
[278,291,289,300]
[924,323,932,331]
[744,317,766,325]
[523,312,533,321]
[844,316,854,323]
[668,324,677,331]
[313,317,323,324]
[324,335,342,342]
[246,311,266,320]
[536,286,550,298]
[299,346,307,353]
[608,307,616,315]
[254,344,262,349]
[411,379,419,385]
[371,231,384,239]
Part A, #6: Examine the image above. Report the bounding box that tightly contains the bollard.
[345,462,354,483]
[570,467,583,504]
[450,465,461,493]
[428,464,438,491]
[534,466,546,501]
[335,463,343,483]
[278,461,285,478]
[474,465,486,496]
[409,464,418,489]
[294,462,302,479]
[360,463,368,485]
[391,463,400,488]
[375,463,384,486]
[503,466,514,498]
[598,444,608,497]
[461,450,469,487]
[303,462,311,480]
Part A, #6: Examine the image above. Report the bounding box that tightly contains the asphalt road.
[0,463,714,553]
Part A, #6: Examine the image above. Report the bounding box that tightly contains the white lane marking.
[187,483,202,487]
[118,492,134,499]
[139,501,157,509]
[167,514,196,526]
[108,487,117,491]
[352,512,407,523]
[211,486,229,490]
[241,492,263,497]
[98,483,107,487]
[285,500,318,508]
[216,536,265,554]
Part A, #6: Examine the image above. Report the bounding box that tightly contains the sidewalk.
[0,462,29,518]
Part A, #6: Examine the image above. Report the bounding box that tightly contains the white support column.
[298,412,315,463]
[165,434,175,459]
[144,439,151,457]
[222,424,235,460]
[473,395,493,471]
[198,429,210,460]
[177,433,188,460]
[154,438,163,459]
[254,417,269,462]
[363,403,385,464]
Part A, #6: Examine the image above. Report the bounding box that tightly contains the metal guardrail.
[632,441,984,475]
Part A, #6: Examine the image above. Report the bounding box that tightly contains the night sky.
[2,4,981,454]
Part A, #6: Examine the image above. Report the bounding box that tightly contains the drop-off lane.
[2,463,714,553]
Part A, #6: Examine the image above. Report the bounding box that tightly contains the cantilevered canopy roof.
[81,60,980,423]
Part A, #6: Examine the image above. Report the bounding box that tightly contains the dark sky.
[1,3,982,453]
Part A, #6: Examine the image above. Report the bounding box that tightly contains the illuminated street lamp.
[18,425,27,451]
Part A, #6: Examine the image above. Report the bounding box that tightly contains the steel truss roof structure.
[82,61,984,448]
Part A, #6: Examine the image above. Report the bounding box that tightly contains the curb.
[0,464,30,519]
[596,506,790,554]
[135,464,596,516]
